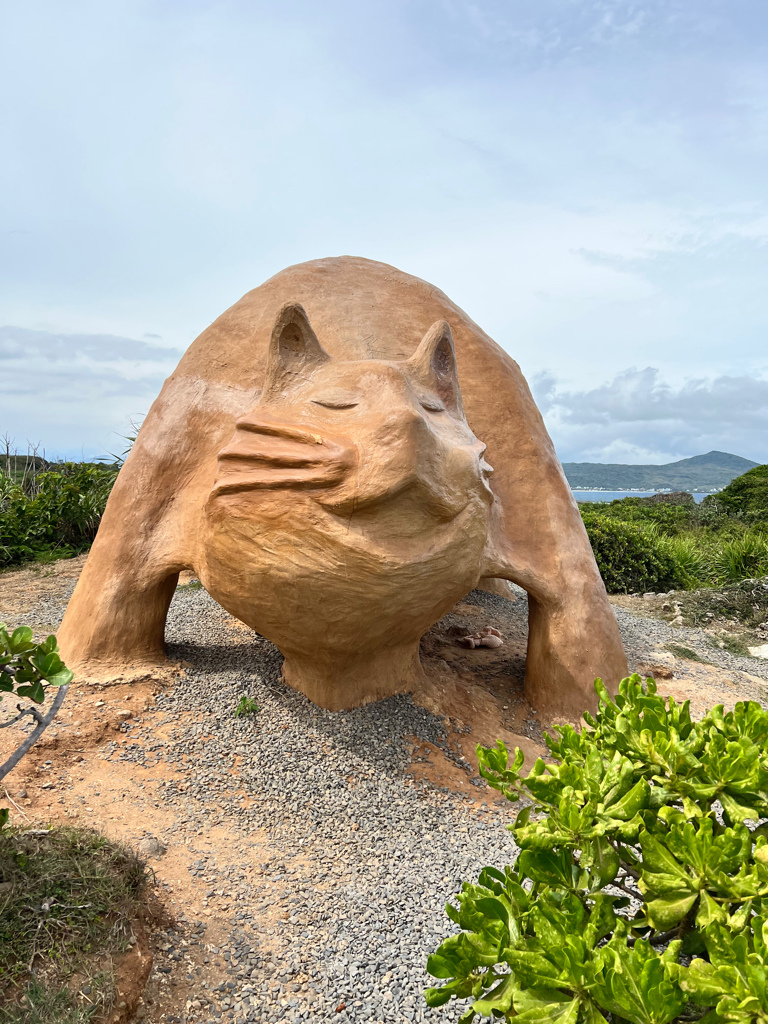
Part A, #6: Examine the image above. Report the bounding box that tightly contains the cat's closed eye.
[420,396,446,413]
[311,389,359,410]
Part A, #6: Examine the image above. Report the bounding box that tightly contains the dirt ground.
[0,553,88,631]
[0,559,544,1020]
[1,556,767,1021]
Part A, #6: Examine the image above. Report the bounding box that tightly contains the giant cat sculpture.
[58,257,627,720]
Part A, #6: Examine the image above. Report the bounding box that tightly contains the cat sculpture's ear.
[407,320,463,414]
[264,302,331,393]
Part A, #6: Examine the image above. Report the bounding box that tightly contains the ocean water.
[572,489,710,504]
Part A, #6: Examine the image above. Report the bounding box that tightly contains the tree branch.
[614,876,641,898]
[0,703,47,729]
[608,840,642,880]
[0,685,69,784]
[618,861,641,881]
[628,926,681,949]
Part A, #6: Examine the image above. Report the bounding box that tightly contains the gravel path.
[8,572,768,1023]
[127,588,517,1024]
[613,603,768,685]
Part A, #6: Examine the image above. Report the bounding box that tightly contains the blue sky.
[2,0,767,464]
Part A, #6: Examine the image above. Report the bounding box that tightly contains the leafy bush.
[579,478,768,591]
[658,536,707,589]
[0,463,116,568]
[0,624,73,705]
[709,533,768,585]
[587,499,699,537]
[426,675,768,1024]
[706,465,768,525]
[694,497,730,531]
[0,624,73,811]
[581,513,683,593]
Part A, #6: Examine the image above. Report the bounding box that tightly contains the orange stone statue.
[58,257,627,720]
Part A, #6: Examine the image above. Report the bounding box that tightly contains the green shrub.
[708,531,768,585]
[1,624,73,811]
[0,463,116,568]
[694,497,730,530]
[579,486,768,593]
[658,536,707,588]
[426,675,768,1024]
[584,499,698,536]
[581,512,683,593]
[706,465,768,524]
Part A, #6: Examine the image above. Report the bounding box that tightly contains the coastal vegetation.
[1,454,766,1021]
[0,458,117,569]
[427,675,768,1024]
[580,464,768,594]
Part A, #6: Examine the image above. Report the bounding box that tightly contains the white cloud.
[0,326,176,367]
[0,327,179,459]
[533,367,768,464]
[1,1,767,459]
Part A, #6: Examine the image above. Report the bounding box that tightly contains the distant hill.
[563,451,760,493]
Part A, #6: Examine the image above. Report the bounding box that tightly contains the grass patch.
[718,634,752,657]
[665,644,711,664]
[676,579,768,629]
[0,826,150,1012]
[0,978,110,1023]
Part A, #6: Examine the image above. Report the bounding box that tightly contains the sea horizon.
[572,489,711,504]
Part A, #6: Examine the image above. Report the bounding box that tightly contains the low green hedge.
[581,512,683,594]
[0,464,116,568]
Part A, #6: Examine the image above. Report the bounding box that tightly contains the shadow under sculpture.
[57,257,627,721]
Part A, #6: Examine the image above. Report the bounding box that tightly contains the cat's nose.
[475,443,493,473]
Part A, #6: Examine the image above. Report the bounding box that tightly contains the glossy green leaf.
[15,680,45,704]
[513,988,583,1023]
[472,974,516,1016]
[426,677,768,1024]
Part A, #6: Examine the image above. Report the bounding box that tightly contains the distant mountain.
[562,451,760,493]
